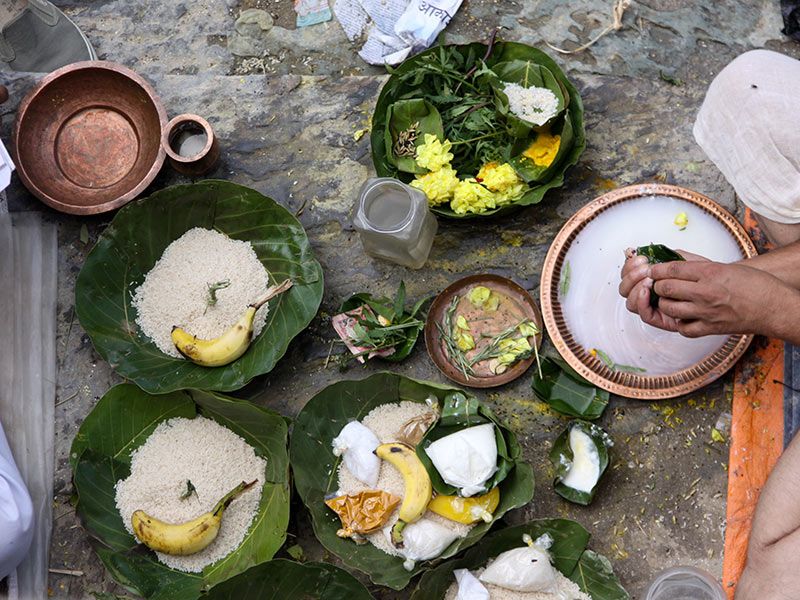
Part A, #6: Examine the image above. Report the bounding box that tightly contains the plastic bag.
[426,423,497,496]
[479,543,557,593]
[454,568,489,600]
[332,421,381,487]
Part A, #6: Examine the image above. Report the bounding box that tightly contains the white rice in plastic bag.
[332,421,381,488]
[454,568,490,600]
[479,544,557,593]
[425,423,498,497]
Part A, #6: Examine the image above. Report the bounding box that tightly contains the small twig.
[49,569,84,577]
[55,391,79,407]
[774,379,800,394]
[456,29,500,94]
[546,0,631,55]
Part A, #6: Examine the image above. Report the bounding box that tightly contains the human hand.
[640,260,794,338]
[618,248,708,332]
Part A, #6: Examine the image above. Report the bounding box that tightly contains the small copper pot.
[162,114,220,177]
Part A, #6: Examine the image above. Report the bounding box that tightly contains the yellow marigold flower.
[450,179,496,215]
[523,131,561,167]
[494,182,526,207]
[415,134,454,171]
[674,212,689,228]
[411,166,459,206]
[476,162,522,192]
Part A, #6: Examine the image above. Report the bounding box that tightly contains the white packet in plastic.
[394,0,463,54]
[454,568,490,600]
[331,421,381,487]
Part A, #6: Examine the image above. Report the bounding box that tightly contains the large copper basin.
[13,61,167,215]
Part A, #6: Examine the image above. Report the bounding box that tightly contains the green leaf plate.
[289,372,534,590]
[550,420,612,505]
[75,180,323,393]
[70,384,291,600]
[532,355,610,420]
[409,520,629,599]
[203,559,374,600]
[371,41,585,219]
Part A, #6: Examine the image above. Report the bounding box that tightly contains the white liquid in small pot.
[560,195,744,375]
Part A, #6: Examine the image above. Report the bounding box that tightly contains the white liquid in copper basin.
[560,195,744,375]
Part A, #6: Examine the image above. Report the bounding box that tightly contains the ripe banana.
[428,486,500,524]
[374,442,432,547]
[171,279,293,367]
[131,480,256,556]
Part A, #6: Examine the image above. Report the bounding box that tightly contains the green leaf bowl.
[289,372,535,590]
[70,384,291,600]
[371,41,585,219]
[203,559,374,600]
[75,180,323,394]
[409,520,629,600]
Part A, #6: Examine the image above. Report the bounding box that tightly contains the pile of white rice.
[444,566,591,600]
[503,83,559,126]
[336,401,473,557]
[132,227,271,358]
[115,416,266,572]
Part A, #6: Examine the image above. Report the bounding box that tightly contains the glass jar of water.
[353,178,438,269]
[644,566,726,600]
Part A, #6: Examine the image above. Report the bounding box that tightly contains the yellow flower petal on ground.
[476,162,522,193]
[415,133,454,171]
[411,166,459,206]
[450,179,496,215]
[523,131,561,167]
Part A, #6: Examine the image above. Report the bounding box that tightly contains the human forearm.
[740,241,800,289]
[763,286,800,344]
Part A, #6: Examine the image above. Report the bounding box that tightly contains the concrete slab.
[1,0,797,597]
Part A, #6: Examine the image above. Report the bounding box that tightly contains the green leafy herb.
[636,244,685,308]
[532,355,609,420]
[560,260,571,297]
[179,479,196,501]
[206,279,231,307]
[436,296,474,378]
[370,41,586,219]
[339,281,430,363]
[550,420,612,505]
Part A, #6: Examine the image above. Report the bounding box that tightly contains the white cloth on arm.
[0,420,33,581]
[693,49,800,224]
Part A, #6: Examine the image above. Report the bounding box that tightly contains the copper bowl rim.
[13,60,168,215]
[162,113,215,164]
[539,183,757,400]
[425,273,544,388]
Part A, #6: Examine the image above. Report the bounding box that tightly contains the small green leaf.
[570,550,630,600]
[550,420,612,505]
[532,356,609,420]
[636,244,685,308]
[79,224,89,245]
[385,99,444,174]
[560,261,571,297]
[179,480,196,501]
[285,544,306,562]
[658,69,683,86]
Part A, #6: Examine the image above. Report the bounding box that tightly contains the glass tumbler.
[644,566,727,600]
[353,177,438,269]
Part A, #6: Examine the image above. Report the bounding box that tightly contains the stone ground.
[2,0,799,598]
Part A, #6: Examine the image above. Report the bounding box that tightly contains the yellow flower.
[496,337,533,366]
[467,286,492,307]
[518,321,539,338]
[456,331,475,352]
[523,131,561,167]
[415,134,454,171]
[456,315,470,331]
[450,179,496,215]
[674,212,689,228]
[411,166,459,206]
[476,162,522,193]
[493,182,526,206]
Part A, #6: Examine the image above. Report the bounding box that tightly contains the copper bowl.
[13,61,167,215]
[425,274,544,388]
[540,183,758,400]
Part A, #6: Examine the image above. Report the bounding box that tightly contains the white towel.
[694,49,800,224]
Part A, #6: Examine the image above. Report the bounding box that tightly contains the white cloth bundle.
[425,423,497,497]
[694,50,800,224]
[332,421,381,487]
